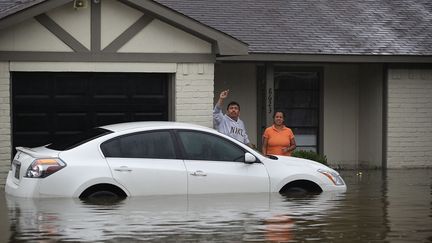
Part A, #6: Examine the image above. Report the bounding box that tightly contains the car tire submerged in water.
[79,184,127,204]
[285,187,308,193]
[281,187,309,197]
[83,190,125,204]
[87,190,119,199]
[279,180,323,196]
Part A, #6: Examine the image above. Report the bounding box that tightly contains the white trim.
[9,62,177,72]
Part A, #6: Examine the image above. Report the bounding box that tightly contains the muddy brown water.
[0,169,431,242]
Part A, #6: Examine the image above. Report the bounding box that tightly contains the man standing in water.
[213,89,251,146]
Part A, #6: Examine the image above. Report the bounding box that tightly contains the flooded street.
[0,169,431,242]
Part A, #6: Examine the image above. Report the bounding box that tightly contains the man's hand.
[220,89,229,99]
[216,89,229,109]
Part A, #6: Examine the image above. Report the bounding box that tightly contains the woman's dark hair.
[273,111,285,118]
[227,101,240,110]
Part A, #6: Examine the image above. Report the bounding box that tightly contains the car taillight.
[25,158,66,178]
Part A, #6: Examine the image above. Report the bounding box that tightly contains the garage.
[12,72,169,150]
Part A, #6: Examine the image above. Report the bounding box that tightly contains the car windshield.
[46,128,112,151]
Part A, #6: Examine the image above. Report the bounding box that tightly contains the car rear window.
[46,128,112,151]
[101,130,176,159]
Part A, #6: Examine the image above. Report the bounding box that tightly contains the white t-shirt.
[213,104,250,144]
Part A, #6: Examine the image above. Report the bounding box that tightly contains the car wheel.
[286,187,308,193]
[84,190,124,204]
[281,187,309,197]
[279,180,323,196]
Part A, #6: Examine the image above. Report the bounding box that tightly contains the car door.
[101,130,187,196]
[176,130,270,194]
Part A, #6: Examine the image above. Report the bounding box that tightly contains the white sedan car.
[5,122,346,199]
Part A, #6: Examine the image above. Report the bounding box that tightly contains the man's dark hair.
[227,101,240,110]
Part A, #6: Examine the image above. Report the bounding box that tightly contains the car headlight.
[318,169,345,186]
[25,158,66,178]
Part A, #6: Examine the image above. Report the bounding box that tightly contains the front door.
[261,66,321,152]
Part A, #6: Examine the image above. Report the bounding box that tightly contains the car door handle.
[114,166,132,172]
[190,170,207,176]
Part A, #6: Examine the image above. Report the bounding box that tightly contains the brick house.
[0,0,431,182]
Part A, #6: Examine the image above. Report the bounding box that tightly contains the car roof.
[99,121,213,133]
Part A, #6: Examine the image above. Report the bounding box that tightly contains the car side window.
[101,131,176,159]
[178,131,245,162]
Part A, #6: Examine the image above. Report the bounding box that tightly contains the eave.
[217,53,432,64]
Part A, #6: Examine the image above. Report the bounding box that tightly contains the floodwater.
[0,169,431,242]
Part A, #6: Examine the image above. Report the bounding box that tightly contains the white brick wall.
[387,69,432,168]
[0,62,10,184]
[175,63,214,127]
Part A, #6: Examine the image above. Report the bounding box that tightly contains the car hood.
[269,155,340,174]
[261,155,346,192]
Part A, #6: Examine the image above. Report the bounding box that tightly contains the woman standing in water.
[262,111,296,156]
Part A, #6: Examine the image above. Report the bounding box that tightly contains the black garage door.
[12,72,169,149]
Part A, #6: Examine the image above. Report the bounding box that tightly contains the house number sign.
[268,87,273,114]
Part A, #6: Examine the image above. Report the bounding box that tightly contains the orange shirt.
[263,125,295,156]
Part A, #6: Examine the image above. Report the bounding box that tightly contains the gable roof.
[0,0,248,56]
[0,0,45,19]
[0,0,79,29]
[1,0,432,61]
[154,0,432,57]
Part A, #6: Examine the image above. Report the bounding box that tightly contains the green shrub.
[291,150,328,165]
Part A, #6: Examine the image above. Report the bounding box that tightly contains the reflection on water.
[1,169,432,242]
[5,193,342,242]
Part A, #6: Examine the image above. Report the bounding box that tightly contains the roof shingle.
[0,0,45,19]
[1,0,432,56]
[154,0,432,55]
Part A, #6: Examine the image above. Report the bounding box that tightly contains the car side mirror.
[244,152,257,164]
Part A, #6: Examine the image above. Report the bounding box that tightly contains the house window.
[273,68,321,152]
